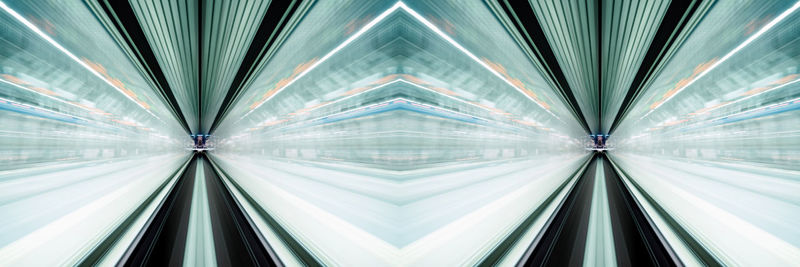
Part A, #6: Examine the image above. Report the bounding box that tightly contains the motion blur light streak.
[640,0,800,119]
[0,0,162,120]
[1,0,799,266]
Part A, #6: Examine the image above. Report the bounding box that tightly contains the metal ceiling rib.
[209,0,312,134]
[529,0,600,133]
[485,0,592,134]
[88,0,713,137]
[129,0,200,133]
[608,0,714,134]
[600,0,670,134]
[199,0,272,134]
[493,0,713,135]
[90,0,313,136]
[85,0,192,135]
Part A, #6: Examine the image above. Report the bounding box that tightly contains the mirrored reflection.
[3,0,799,266]
[211,1,587,265]
[0,1,190,265]
[611,1,800,265]
[0,0,188,169]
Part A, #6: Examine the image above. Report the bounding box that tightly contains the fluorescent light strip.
[254,96,502,135]
[317,97,497,126]
[241,1,560,122]
[700,78,800,115]
[296,78,521,122]
[251,98,406,134]
[640,0,800,120]
[0,78,95,113]
[651,95,800,137]
[0,93,156,134]
[311,79,402,111]
[709,96,800,122]
[242,77,549,135]
[0,96,92,122]
[238,79,404,125]
[0,1,161,121]
[241,2,404,119]
[397,79,518,117]
[395,3,558,119]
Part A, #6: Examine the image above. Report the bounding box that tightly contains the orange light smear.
[430,86,458,96]
[507,76,525,90]
[770,74,798,85]
[303,102,328,112]
[744,16,772,36]
[651,58,718,109]
[442,19,456,36]
[82,58,108,75]
[343,86,371,96]
[249,99,264,110]
[471,101,509,115]
[372,74,400,85]
[28,16,56,35]
[272,79,292,93]
[73,103,106,114]
[82,58,151,109]
[111,119,138,126]
[1,74,29,85]
[663,119,688,126]
[689,102,730,115]
[251,58,319,110]
[482,57,551,110]
[250,86,280,110]
[742,86,771,96]
[426,15,456,36]
[293,58,318,76]
[512,119,539,127]
[482,58,508,76]
[260,119,288,127]
[3,75,66,98]
[109,78,127,91]
[342,75,400,96]
[536,99,551,110]
[29,86,58,96]
[520,88,537,99]
[741,74,798,96]
[344,15,373,36]
[399,74,429,85]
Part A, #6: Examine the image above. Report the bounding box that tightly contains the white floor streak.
[183,160,217,267]
[0,154,190,266]
[611,153,800,266]
[583,160,616,267]
[210,153,590,266]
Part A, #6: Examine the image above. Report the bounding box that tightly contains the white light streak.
[240,1,560,122]
[0,1,161,120]
[396,2,559,119]
[0,78,94,113]
[242,2,405,119]
[640,0,800,120]
[0,96,91,122]
[700,78,800,115]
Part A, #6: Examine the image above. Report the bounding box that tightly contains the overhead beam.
[608,0,715,134]
[487,0,593,134]
[208,0,313,134]
[86,0,193,135]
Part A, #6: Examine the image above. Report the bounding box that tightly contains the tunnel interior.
[1,0,799,266]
